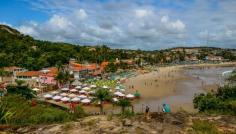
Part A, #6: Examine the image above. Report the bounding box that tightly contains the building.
[16,71,42,87]
[39,67,58,85]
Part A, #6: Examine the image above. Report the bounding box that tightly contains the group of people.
[144,103,171,120]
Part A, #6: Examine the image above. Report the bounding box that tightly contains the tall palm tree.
[94,89,111,114]
[116,99,131,114]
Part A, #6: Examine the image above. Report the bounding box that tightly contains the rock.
[123,119,132,127]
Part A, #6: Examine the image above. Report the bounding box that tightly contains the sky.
[0,0,236,50]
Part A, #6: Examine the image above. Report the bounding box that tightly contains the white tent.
[61,97,70,102]
[70,89,78,93]
[44,94,52,99]
[114,91,122,96]
[115,86,120,90]
[71,97,80,102]
[82,87,91,91]
[51,91,59,95]
[32,88,40,92]
[75,86,82,89]
[61,88,69,91]
[53,95,62,100]
[79,90,87,94]
[60,93,68,97]
[102,85,109,89]
[68,93,77,98]
[81,98,91,104]
[78,95,87,99]
[112,98,119,102]
[126,94,134,99]
[90,85,97,88]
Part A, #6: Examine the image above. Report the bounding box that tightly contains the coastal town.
[1,0,236,133]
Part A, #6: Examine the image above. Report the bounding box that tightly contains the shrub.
[191,120,221,134]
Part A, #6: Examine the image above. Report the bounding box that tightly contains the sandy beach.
[124,62,236,113]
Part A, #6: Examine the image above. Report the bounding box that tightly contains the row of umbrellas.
[44,94,91,104]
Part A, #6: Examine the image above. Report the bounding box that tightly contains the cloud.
[16,0,236,50]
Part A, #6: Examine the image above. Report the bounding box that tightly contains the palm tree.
[55,70,71,87]
[94,89,111,114]
[116,99,131,114]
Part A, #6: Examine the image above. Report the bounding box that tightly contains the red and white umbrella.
[53,95,62,101]
[81,98,91,104]
[61,97,70,102]
[70,89,78,93]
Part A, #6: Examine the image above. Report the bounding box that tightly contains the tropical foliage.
[94,89,112,114]
[193,85,236,115]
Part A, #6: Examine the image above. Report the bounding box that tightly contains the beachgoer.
[145,106,150,120]
[162,103,171,113]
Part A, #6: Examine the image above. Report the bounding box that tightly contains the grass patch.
[191,120,221,134]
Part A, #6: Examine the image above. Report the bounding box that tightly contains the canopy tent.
[61,97,70,102]
[52,95,62,100]
[68,93,77,98]
[71,80,82,86]
[126,94,134,99]
[32,88,40,92]
[90,85,97,88]
[79,90,87,94]
[78,94,87,99]
[44,94,52,99]
[71,97,80,102]
[81,98,91,104]
[61,88,69,91]
[102,85,109,89]
[82,87,91,91]
[51,91,59,95]
[112,98,119,102]
[75,86,82,89]
[70,89,78,93]
[60,93,68,97]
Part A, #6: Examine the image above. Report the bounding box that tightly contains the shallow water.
[132,66,235,113]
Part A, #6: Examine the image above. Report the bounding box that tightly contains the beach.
[124,62,236,113]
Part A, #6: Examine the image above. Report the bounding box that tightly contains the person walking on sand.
[145,106,150,120]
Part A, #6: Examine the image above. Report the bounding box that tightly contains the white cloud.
[15,0,236,49]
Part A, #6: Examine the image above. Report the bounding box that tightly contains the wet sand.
[124,63,236,113]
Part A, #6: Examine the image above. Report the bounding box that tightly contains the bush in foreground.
[193,85,236,115]
[0,95,73,125]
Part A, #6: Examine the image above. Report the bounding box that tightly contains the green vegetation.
[191,120,221,134]
[55,70,72,86]
[0,95,72,125]
[6,83,36,100]
[94,89,112,114]
[116,99,131,114]
[193,85,236,115]
[105,62,118,73]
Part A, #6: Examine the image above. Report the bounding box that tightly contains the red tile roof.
[16,71,42,77]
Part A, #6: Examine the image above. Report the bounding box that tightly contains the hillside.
[0,25,236,70]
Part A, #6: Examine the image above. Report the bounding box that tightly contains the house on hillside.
[39,67,58,85]
[2,66,27,84]
[16,71,42,87]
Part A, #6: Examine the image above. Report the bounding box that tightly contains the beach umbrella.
[81,98,91,104]
[112,98,119,102]
[70,89,78,93]
[78,95,87,99]
[60,93,68,97]
[51,91,59,95]
[90,85,97,88]
[61,97,70,102]
[119,89,125,92]
[114,91,122,96]
[82,84,87,87]
[126,94,135,99]
[32,88,40,92]
[118,93,125,97]
[79,90,87,94]
[75,86,82,89]
[72,80,82,86]
[44,94,52,99]
[52,95,62,101]
[61,88,69,91]
[82,87,91,91]
[102,85,109,89]
[115,86,120,90]
[71,97,80,102]
[68,93,77,98]
[88,90,95,95]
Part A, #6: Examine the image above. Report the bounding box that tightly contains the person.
[145,106,150,120]
[162,103,171,113]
